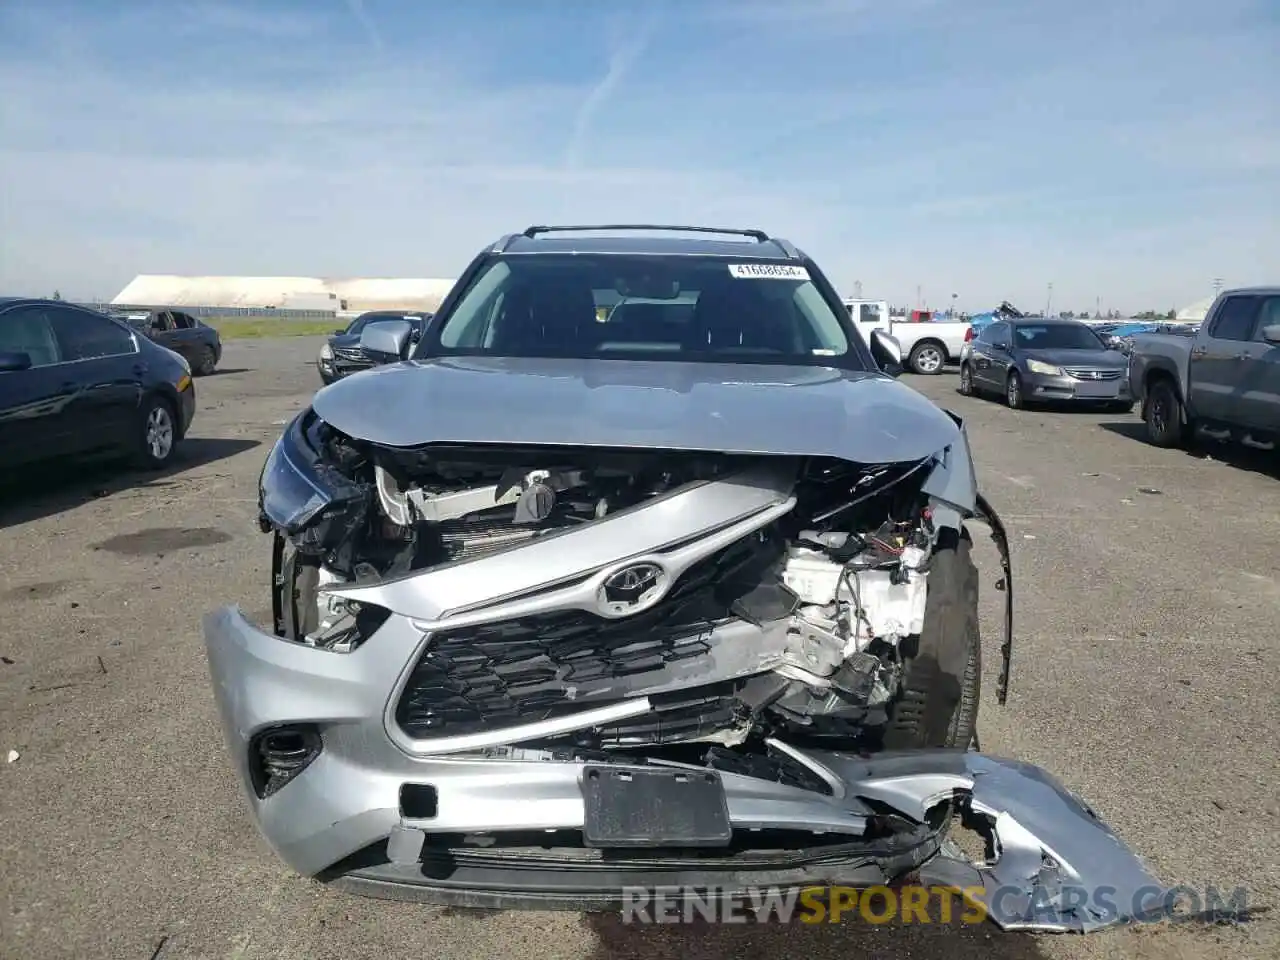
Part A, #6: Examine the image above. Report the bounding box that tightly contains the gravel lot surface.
[2,338,1276,960]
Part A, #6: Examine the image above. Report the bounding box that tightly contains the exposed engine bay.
[262,410,1011,758]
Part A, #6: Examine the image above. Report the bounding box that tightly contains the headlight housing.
[1026,359,1062,376]
[319,343,333,360]
[258,411,370,549]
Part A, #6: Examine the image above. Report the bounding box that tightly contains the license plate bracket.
[581,765,732,848]
[1074,379,1119,398]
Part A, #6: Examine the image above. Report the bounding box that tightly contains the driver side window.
[440,261,513,348]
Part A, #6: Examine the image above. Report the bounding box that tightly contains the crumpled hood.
[310,356,964,463]
[328,333,363,349]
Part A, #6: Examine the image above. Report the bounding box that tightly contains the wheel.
[1005,371,1025,409]
[908,341,946,376]
[958,363,975,396]
[1144,379,1185,447]
[194,345,217,376]
[134,394,178,469]
[883,532,981,750]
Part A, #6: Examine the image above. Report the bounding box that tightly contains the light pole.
[1212,277,1224,297]
[1045,282,1053,317]
[951,292,957,318]
[853,280,862,299]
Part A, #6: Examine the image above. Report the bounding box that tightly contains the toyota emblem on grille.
[598,562,666,616]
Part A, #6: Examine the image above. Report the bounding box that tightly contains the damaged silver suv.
[203,226,1157,930]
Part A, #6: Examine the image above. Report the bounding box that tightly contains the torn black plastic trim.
[974,492,1013,705]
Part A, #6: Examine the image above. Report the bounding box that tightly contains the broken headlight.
[259,410,369,549]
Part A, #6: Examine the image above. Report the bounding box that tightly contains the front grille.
[395,528,784,740]
[333,346,370,363]
[1063,367,1122,380]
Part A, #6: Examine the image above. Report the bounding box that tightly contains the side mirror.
[0,351,33,372]
[359,319,413,361]
[992,340,1011,351]
[869,329,903,377]
[333,328,346,335]
[1262,324,1280,345]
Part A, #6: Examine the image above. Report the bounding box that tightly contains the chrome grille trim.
[1063,368,1122,381]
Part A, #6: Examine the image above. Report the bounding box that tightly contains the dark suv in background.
[318,311,433,384]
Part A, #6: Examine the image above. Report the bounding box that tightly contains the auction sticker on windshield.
[728,264,811,281]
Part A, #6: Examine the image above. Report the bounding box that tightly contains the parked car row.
[946,290,1280,460]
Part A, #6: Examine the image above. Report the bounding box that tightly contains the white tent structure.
[1175,297,1215,323]
[111,275,457,314]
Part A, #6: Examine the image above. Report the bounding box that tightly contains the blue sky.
[0,0,1276,311]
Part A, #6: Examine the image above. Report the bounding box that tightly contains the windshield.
[427,254,862,366]
[1013,323,1106,350]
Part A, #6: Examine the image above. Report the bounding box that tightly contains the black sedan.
[959,317,1134,411]
[113,308,223,375]
[318,311,433,385]
[0,298,196,471]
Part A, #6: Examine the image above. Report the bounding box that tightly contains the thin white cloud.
[565,17,656,171]
[343,0,384,52]
[0,0,1276,312]
[182,3,326,39]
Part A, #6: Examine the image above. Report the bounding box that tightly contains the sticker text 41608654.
[728,263,811,281]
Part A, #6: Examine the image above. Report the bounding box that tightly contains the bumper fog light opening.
[249,724,322,799]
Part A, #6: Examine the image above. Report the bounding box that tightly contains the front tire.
[908,341,946,376]
[134,394,178,470]
[1144,380,1185,447]
[958,362,975,396]
[1005,371,1026,409]
[883,532,981,750]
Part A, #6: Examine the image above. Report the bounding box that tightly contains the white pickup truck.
[843,299,972,375]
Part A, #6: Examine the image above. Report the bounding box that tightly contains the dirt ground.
[1,338,1275,959]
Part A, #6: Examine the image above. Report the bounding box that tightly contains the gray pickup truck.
[1128,287,1280,449]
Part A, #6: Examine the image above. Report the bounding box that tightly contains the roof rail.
[771,236,800,258]
[521,224,772,242]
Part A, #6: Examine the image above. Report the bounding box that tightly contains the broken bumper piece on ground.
[204,606,1156,934]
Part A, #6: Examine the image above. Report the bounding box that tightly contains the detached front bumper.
[203,606,1159,932]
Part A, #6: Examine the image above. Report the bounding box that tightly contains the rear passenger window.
[1253,297,1280,340]
[1209,296,1259,341]
[0,307,63,367]
[49,307,137,360]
